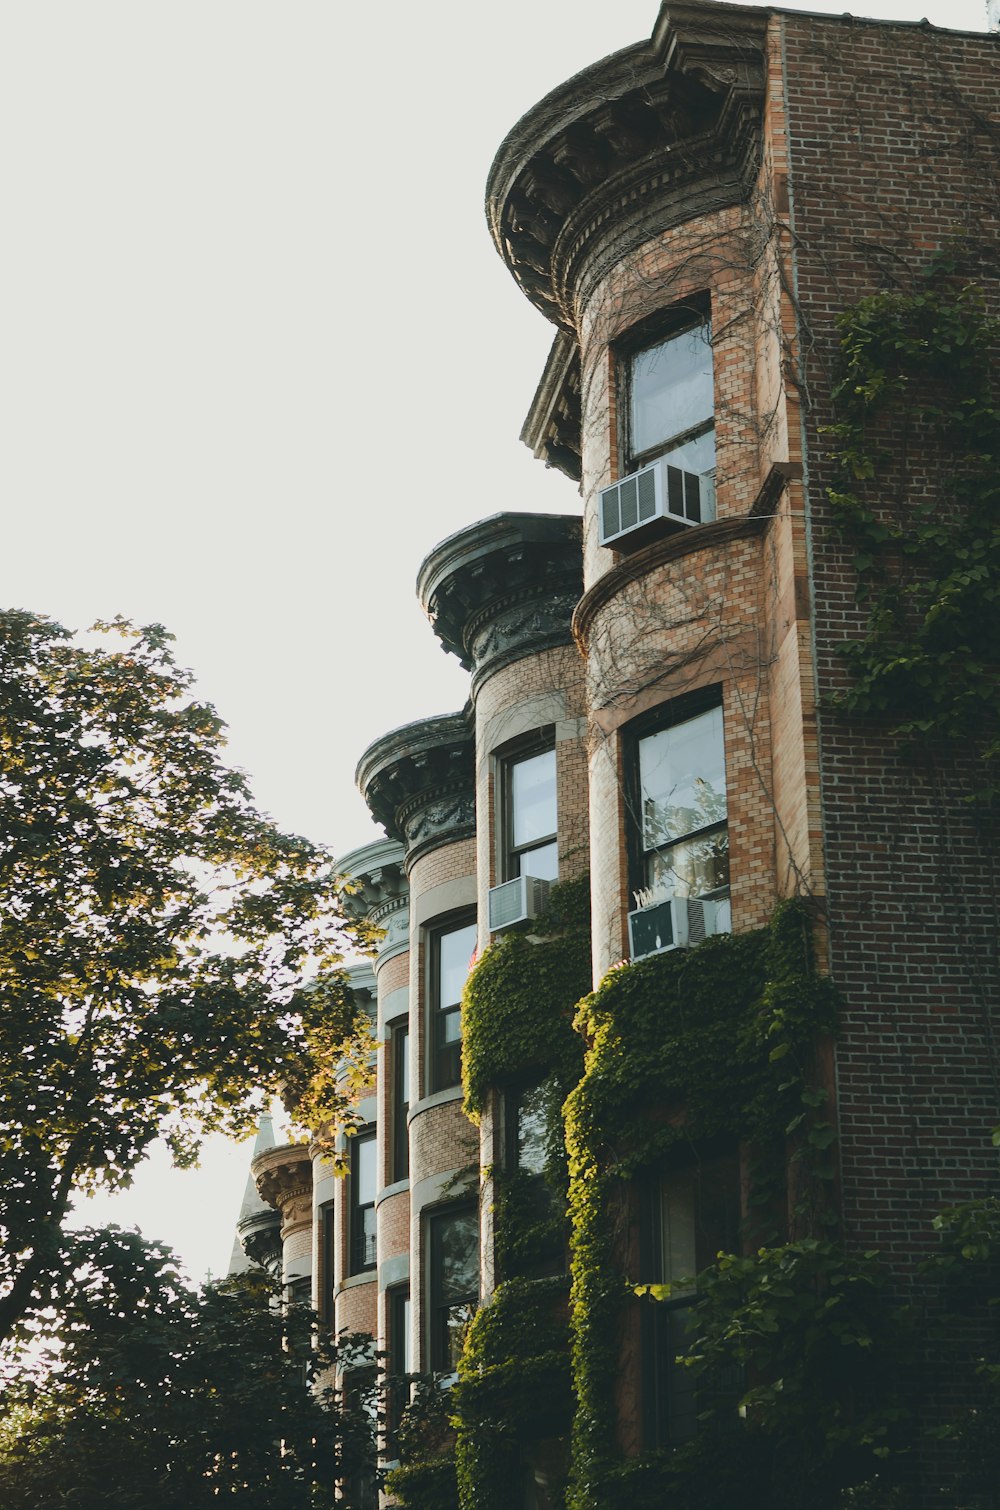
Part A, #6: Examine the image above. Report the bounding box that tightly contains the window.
[642,1153,741,1448]
[320,1200,335,1322]
[386,1284,412,1451]
[503,1080,564,1280]
[623,313,715,516]
[508,1079,550,1177]
[391,1022,409,1182]
[342,1367,379,1510]
[499,738,558,883]
[429,917,477,1093]
[286,1274,311,1308]
[349,1128,377,1274]
[428,1203,479,1373]
[632,696,729,907]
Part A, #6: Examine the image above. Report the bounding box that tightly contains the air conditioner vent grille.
[599,457,715,547]
[488,875,551,932]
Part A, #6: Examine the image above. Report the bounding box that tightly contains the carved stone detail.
[356,712,475,866]
[486,7,768,327]
[417,514,583,689]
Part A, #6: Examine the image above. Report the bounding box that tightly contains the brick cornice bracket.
[486,0,768,328]
[355,712,475,869]
[417,512,583,694]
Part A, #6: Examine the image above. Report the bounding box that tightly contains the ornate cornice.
[253,1143,315,1240]
[236,1207,282,1274]
[335,839,409,959]
[486,1,768,327]
[521,332,582,483]
[416,513,583,692]
[573,512,767,649]
[355,712,475,869]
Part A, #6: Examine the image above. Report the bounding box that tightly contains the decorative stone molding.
[335,839,410,961]
[521,331,582,483]
[486,1,768,329]
[416,513,583,692]
[236,1206,282,1274]
[355,712,475,868]
[253,1143,315,1241]
[344,960,377,1020]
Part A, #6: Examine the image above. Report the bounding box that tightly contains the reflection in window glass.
[432,920,477,1093]
[512,749,557,847]
[429,1205,479,1373]
[516,1081,550,1178]
[638,706,729,900]
[439,923,478,1008]
[631,322,713,460]
[504,744,558,882]
[350,1130,377,1274]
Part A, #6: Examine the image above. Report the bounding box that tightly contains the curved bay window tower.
[356,715,479,1389]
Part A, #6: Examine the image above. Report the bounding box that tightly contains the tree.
[0,1227,378,1509]
[0,611,365,1344]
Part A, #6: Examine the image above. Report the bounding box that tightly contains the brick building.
[234,4,999,1505]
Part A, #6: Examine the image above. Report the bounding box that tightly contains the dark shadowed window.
[643,1153,741,1448]
[391,1021,409,1182]
[428,1203,479,1373]
[349,1128,377,1275]
[429,918,477,1093]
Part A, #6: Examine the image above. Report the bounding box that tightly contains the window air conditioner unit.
[599,457,716,549]
[488,875,550,932]
[628,896,728,961]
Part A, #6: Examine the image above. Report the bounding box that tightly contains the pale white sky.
[2,0,991,1283]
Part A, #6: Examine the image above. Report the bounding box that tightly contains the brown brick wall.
[473,641,590,939]
[779,11,1000,1266]
[409,1097,478,1190]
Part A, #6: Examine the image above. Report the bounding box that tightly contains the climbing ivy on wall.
[461,874,590,1123]
[564,901,843,1509]
[825,255,1000,800]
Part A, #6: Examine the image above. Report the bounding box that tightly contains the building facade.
[235,4,1000,1505]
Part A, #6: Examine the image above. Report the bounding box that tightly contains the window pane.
[441,1006,461,1044]
[517,1082,550,1177]
[631,323,713,458]
[431,1205,479,1372]
[511,748,557,848]
[518,839,559,882]
[639,707,726,852]
[356,1134,377,1205]
[646,828,729,899]
[400,1293,412,1375]
[439,922,478,1008]
[436,1208,479,1303]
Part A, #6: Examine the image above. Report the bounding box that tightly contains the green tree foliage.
[0,611,363,1343]
[0,1227,375,1509]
